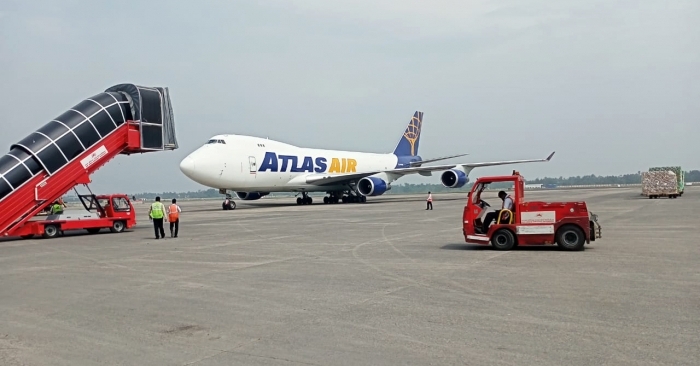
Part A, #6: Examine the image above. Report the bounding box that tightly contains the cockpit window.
[206,139,226,144]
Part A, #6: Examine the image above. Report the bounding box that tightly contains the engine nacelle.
[440,169,469,188]
[357,177,389,196]
[235,192,269,200]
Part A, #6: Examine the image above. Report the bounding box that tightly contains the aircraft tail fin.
[392,111,423,157]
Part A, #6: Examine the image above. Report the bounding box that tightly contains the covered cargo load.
[649,166,684,195]
[641,171,679,198]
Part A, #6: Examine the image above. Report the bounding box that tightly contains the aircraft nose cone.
[179,156,196,177]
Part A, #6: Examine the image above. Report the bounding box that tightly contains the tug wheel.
[556,224,585,251]
[110,220,125,233]
[491,229,516,251]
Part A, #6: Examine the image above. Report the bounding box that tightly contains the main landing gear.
[296,190,367,205]
[322,190,366,204]
[297,192,313,205]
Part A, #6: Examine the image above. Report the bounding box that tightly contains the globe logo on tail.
[403,115,422,156]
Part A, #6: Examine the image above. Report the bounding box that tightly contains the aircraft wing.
[304,151,555,186]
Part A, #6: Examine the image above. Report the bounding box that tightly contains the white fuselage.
[180,134,399,192]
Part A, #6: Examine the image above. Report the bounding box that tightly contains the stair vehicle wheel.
[491,229,516,250]
[87,228,101,234]
[556,224,585,251]
[110,220,125,233]
[43,224,60,239]
[21,234,34,239]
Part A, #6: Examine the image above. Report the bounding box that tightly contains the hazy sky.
[1,0,698,194]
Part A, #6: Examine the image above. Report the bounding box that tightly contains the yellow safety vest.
[150,202,165,219]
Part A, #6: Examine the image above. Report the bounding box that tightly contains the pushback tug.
[463,171,602,251]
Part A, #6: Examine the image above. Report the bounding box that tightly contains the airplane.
[179,111,555,206]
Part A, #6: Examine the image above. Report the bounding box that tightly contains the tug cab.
[463,171,601,251]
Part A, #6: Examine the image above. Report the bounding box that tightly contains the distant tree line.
[527,170,700,186]
[132,170,700,199]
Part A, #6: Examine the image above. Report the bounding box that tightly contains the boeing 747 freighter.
[179,112,554,206]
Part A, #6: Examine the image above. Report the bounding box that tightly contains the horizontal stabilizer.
[410,153,469,167]
[391,151,555,175]
[455,151,555,169]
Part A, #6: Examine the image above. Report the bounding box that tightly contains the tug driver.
[481,190,513,232]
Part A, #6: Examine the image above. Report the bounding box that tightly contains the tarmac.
[1,187,699,365]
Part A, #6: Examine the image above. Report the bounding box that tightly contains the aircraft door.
[248,156,257,175]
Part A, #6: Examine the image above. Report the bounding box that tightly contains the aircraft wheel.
[556,224,585,251]
[491,229,515,250]
[110,220,125,233]
[297,197,303,205]
[306,196,313,205]
[341,196,347,203]
[43,224,60,239]
[323,196,329,204]
[360,196,367,203]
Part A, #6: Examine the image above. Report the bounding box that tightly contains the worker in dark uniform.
[481,190,513,232]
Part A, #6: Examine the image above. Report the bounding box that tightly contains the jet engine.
[235,192,269,200]
[440,169,469,188]
[357,177,389,196]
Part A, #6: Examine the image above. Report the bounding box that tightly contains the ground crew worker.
[168,198,181,238]
[482,190,513,232]
[50,201,64,215]
[148,196,167,239]
[426,191,433,210]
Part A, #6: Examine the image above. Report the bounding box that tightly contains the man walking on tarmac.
[148,196,167,239]
[426,191,433,210]
[168,198,182,238]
